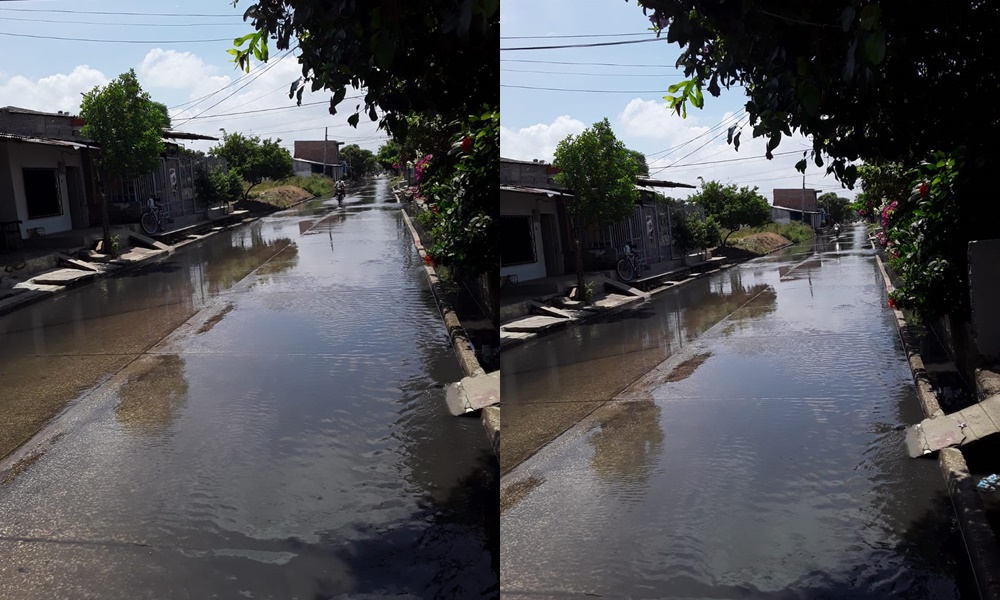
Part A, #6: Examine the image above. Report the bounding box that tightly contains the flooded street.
[501,224,971,598]
[0,178,498,598]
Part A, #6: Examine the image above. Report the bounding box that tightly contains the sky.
[0,0,388,155]
[500,0,856,201]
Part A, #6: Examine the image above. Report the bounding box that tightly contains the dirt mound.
[243,185,313,211]
[731,232,791,256]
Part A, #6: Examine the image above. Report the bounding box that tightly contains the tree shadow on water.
[310,449,498,599]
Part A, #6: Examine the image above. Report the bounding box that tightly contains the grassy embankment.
[243,175,335,210]
[725,222,815,255]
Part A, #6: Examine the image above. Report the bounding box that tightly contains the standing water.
[0,178,498,598]
[501,224,972,598]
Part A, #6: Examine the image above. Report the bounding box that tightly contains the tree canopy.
[80,69,168,248]
[339,144,379,179]
[633,1,999,185]
[555,118,639,226]
[555,118,639,293]
[231,0,498,138]
[81,69,167,185]
[208,132,293,199]
[688,180,770,246]
[817,192,852,224]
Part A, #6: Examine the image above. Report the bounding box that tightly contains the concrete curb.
[399,208,484,379]
[874,254,944,417]
[874,253,1000,600]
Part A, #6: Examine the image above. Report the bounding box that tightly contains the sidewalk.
[0,210,260,318]
[875,249,1000,600]
[500,254,736,352]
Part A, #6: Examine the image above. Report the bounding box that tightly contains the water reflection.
[115,354,189,435]
[589,400,664,493]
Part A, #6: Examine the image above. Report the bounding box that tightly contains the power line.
[173,50,297,126]
[500,32,650,40]
[502,84,668,94]
[0,15,242,26]
[0,30,232,43]
[665,149,804,171]
[177,96,363,123]
[645,110,746,159]
[0,7,239,17]
[503,59,680,68]
[502,68,683,79]
[501,38,665,51]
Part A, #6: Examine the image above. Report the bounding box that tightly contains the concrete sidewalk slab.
[445,370,500,416]
[502,315,568,333]
[30,268,98,286]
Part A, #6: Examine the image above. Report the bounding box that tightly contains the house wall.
[500,190,561,282]
[771,206,792,224]
[6,142,82,237]
[500,160,561,189]
[293,141,340,164]
[0,143,17,223]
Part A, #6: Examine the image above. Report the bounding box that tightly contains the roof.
[501,157,551,166]
[0,106,76,118]
[500,184,572,197]
[0,132,97,149]
[293,157,346,166]
[636,177,696,190]
[771,205,820,215]
[162,130,219,141]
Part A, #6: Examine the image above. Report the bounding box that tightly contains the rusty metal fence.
[582,200,704,265]
[108,156,227,217]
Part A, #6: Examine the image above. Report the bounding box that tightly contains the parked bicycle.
[140,196,167,235]
[616,242,646,282]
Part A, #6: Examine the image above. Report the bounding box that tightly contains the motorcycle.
[833,223,841,235]
[336,186,345,206]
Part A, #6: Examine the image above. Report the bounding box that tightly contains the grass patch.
[250,174,334,199]
[727,221,815,245]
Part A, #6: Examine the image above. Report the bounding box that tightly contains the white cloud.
[138,48,227,91]
[617,98,704,140]
[0,66,107,114]
[500,115,586,162]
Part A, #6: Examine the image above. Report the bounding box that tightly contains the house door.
[540,214,560,277]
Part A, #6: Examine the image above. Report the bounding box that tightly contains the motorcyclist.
[335,179,345,204]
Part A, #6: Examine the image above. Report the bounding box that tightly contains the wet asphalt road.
[0,178,498,598]
[501,224,972,598]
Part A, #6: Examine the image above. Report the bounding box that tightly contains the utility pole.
[323,127,328,178]
[801,174,806,227]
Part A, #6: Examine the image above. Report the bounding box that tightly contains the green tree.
[80,69,168,249]
[628,149,650,177]
[689,181,770,246]
[208,132,292,200]
[340,144,378,179]
[817,192,852,225]
[230,1,497,139]
[376,140,400,172]
[554,118,640,295]
[634,1,998,185]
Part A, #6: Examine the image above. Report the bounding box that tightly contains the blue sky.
[0,0,388,154]
[500,0,855,200]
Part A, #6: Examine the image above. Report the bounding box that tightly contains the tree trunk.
[574,216,585,301]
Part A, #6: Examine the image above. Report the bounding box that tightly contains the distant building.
[293,140,343,179]
[771,188,823,229]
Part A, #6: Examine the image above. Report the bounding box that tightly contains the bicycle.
[140,196,168,235]
[616,242,645,282]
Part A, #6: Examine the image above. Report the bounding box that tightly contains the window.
[23,168,62,219]
[501,215,536,266]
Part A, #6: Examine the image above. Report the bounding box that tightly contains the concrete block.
[30,268,96,286]
[444,371,499,416]
[906,416,966,458]
[976,367,1000,401]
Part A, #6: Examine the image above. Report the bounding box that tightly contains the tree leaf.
[864,30,886,65]
[860,5,881,31]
